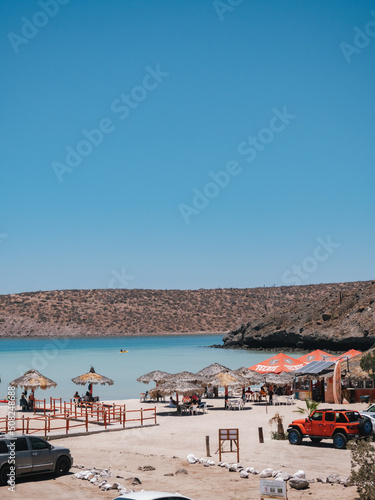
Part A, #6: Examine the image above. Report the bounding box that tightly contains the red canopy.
[297,349,339,365]
[248,353,305,374]
[341,349,361,360]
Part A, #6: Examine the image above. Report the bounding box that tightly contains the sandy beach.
[0,397,367,499]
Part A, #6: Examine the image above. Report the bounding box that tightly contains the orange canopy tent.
[248,353,305,374]
[297,349,339,365]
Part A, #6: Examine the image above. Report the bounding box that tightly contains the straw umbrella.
[234,367,264,385]
[205,370,248,405]
[149,380,204,399]
[195,363,231,379]
[136,370,171,384]
[10,369,57,409]
[72,366,114,400]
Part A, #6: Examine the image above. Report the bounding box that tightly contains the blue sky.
[1,0,374,294]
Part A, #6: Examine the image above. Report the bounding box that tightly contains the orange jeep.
[287,409,373,449]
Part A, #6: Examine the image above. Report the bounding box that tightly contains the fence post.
[26,418,30,434]
[66,417,69,435]
[123,409,125,428]
[154,407,157,424]
[85,413,88,432]
[5,416,8,434]
[22,415,25,434]
[104,411,107,430]
[44,417,48,437]
[141,408,143,426]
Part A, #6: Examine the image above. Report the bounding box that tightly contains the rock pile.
[186,455,350,490]
[73,468,134,495]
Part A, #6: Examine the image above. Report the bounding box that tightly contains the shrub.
[348,439,375,499]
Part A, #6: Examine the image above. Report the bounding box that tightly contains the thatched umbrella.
[262,372,294,386]
[150,380,204,399]
[234,367,264,385]
[72,366,114,399]
[195,363,231,379]
[136,370,171,384]
[165,371,200,383]
[10,369,57,392]
[209,370,248,388]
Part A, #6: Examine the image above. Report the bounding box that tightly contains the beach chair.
[273,395,280,405]
[180,404,190,416]
[197,402,207,414]
[286,395,295,405]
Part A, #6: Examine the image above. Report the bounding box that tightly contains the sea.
[0,335,304,402]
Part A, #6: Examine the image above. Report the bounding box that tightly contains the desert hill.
[223,280,375,351]
[0,281,369,341]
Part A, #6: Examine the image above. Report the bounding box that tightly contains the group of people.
[73,390,98,404]
[169,393,201,414]
[19,391,34,411]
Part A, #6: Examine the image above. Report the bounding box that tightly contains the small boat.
[119,349,129,353]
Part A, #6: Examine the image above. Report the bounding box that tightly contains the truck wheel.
[333,432,347,449]
[288,428,302,445]
[55,456,71,476]
[310,437,322,443]
[0,465,10,486]
[359,418,373,437]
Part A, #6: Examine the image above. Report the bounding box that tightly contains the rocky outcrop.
[223,281,375,351]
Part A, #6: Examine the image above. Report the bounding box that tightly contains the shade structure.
[10,369,57,391]
[165,371,200,383]
[248,353,305,374]
[297,349,339,365]
[341,349,361,360]
[233,367,265,385]
[136,370,171,384]
[195,363,231,379]
[150,380,205,398]
[71,366,114,386]
[208,370,248,388]
[261,372,294,386]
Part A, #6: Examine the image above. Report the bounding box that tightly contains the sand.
[0,398,368,499]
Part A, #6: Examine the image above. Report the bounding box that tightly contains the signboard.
[260,479,287,500]
[218,428,239,462]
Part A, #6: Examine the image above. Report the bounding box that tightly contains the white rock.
[294,470,306,479]
[272,470,281,477]
[260,468,274,478]
[252,469,259,475]
[101,483,113,491]
[208,460,215,466]
[274,472,293,481]
[246,467,254,473]
[187,454,198,464]
[240,471,249,478]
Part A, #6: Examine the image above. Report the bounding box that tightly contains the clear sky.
[1,0,374,294]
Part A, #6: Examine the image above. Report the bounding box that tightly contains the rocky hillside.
[223,281,375,351]
[0,282,364,338]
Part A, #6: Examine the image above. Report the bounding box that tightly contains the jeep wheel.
[288,428,302,445]
[333,432,347,449]
[55,456,71,476]
[310,437,322,443]
[359,418,373,437]
[0,465,10,486]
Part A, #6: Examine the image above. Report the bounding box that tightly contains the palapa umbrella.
[234,367,264,385]
[297,349,339,365]
[10,369,57,392]
[72,366,114,399]
[165,371,200,383]
[136,370,171,384]
[195,363,231,379]
[262,372,294,386]
[149,380,204,399]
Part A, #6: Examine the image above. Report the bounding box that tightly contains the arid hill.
[0,281,368,339]
[223,280,375,351]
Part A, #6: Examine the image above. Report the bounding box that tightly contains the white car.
[114,492,193,500]
[361,405,375,433]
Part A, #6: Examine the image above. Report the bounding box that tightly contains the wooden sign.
[218,428,239,462]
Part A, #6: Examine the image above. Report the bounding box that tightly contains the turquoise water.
[0,336,303,402]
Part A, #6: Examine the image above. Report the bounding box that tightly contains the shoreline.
[0,331,228,340]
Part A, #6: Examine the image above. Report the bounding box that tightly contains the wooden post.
[66,417,69,435]
[154,407,157,424]
[5,416,8,434]
[22,415,25,434]
[122,409,126,428]
[44,417,48,437]
[205,436,211,457]
[258,427,264,443]
[85,413,88,432]
[141,408,144,425]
